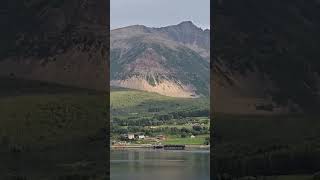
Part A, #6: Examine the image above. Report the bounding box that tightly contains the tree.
[181,132,187,138]
[192,125,202,131]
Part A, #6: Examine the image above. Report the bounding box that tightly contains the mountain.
[110,21,210,98]
[213,0,320,114]
[0,0,108,90]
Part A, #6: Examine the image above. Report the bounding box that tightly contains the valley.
[110,22,211,148]
[110,87,210,146]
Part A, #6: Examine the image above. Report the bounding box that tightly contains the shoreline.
[111,144,210,150]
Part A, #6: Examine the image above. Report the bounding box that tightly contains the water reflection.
[111,149,210,180]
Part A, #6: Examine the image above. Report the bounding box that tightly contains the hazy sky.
[111,0,210,30]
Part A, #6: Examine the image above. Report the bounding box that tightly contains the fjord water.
[111,149,210,180]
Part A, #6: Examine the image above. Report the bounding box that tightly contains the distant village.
[111,133,197,146]
[112,133,166,145]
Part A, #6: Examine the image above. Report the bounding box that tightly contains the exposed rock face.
[111,22,210,98]
[213,0,320,114]
[0,0,108,90]
[157,21,210,60]
[212,58,293,114]
[111,77,197,98]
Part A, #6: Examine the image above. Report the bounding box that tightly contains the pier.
[163,145,185,150]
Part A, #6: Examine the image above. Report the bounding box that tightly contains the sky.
[111,0,210,30]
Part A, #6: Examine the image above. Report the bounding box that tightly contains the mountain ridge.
[110,21,210,98]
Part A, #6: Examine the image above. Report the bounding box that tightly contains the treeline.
[111,108,210,138]
[112,109,209,127]
[113,117,163,126]
[168,109,209,119]
[113,117,208,127]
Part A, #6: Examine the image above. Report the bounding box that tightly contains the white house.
[128,134,135,140]
[138,135,145,139]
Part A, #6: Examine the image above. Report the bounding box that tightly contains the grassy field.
[111,87,209,113]
[164,135,209,145]
[0,93,107,147]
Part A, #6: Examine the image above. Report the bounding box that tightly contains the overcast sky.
[111,0,210,30]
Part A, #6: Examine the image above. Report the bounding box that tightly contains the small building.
[134,132,145,140]
[127,133,135,140]
[138,135,145,139]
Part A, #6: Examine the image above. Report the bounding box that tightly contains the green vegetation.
[164,135,209,145]
[0,77,107,148]
[0,93,106,147]
[111,87,210,145]
[0,78,107,147]
[111,87,209,112]
[0,77,107,179]
[213,113,320,178]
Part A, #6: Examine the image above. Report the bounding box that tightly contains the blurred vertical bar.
[0,0,109,179]
[210,1,215,179]
[212,0,320,179]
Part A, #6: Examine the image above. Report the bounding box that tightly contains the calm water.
[111,149,210,180]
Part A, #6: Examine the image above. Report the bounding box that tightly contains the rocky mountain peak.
[111,22,210,98]
[156,21,210,54]
[176,21,198,28]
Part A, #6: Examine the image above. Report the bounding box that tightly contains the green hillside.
[110,87,210,145]
[0,93,106,147]
[0,77,107,179]
[111,87,209,110]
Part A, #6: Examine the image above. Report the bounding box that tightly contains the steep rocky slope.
[213,0,320,114]
[0,0,108,90]
[110,22,210,98]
